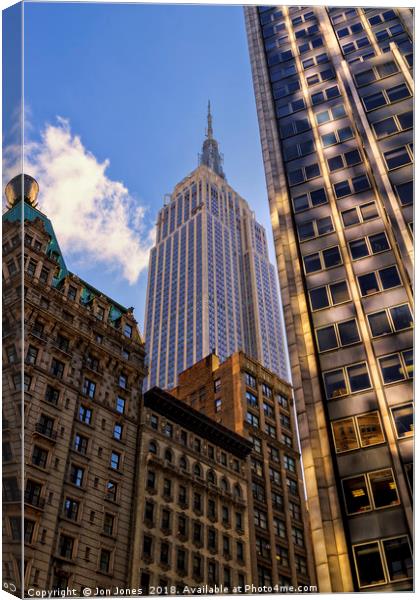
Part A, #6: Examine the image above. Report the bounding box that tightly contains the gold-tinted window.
[332,418,358,452]
[357,413,385,447]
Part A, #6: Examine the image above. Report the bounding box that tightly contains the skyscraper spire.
[199,101,225,179]
[207,100,213,139]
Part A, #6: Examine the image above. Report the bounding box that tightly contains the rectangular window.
[379,351,412,384]
[384,146,412,170]
[391,404,413,438]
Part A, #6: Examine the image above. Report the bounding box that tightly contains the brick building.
[171,352,316,590]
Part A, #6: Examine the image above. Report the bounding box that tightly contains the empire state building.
[144,104,288,390]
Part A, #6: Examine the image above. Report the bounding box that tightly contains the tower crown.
[199,101,225,179]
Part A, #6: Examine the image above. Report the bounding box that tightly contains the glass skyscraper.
[144,104,288,390]
[245,5,413,593]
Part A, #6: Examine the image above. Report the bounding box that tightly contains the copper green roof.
[3,200,68,286]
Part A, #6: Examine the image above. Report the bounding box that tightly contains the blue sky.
[19,2,274,330]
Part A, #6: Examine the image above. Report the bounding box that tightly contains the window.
[315,103,346,125]
[391,404,413,438]
[164,422,173,438]
[106,481,117,501]
[79,405,92,425]
[341,202,379,229]
[74,434,88,455]
[327,148,362,172]
[384,146,412,170]
[287,162,321,186]
[58,535,74,559]
[321,126,354,147]
[63,498,79,520]
[99,549,111,573]
[113,423,122,440]
[323,362,371,400]
[284,456,296,473]
[358,265,401,296]
[70,465,84,487]
[292,187,327,213]
[333,411,385,453]
[123,324,132,338]
[292,527,304,547]
[303,245,342,274]
[99,513,114,538]
[367,304,413,337]
[116,397,125,414]
[316,319,360,352]
[110,451,120,470]
[309,279,350,311]
[297,215,334,241]
[334,174,371,198]
[362,82,411,111]
[254,510,267,530]
[82,378,96,399]
[214,398,222,413]
[32,445,48,468]
[150,414,158,430]
[394,181,413,206]
[369,469,399,509]
[349,232,390,260]
[26,345,38,365]
[246,411,259,428]
[245,372,256,388]
[51,358,64,378]
[353,537,412,588]
[378,351,412,384]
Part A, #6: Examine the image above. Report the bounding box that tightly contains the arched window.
[164,448,173,463]
[149,440,157,454]
[193,463,202,478]
[207,470,216,484]
[179,455,188,471]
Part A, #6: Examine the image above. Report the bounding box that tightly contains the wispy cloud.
[3,118,154,284]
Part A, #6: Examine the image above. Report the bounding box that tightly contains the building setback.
[171,352,316,590]
[2,175,147,595]
[144,104,288,390]
[244,5,413,592]
[130,386,253,593]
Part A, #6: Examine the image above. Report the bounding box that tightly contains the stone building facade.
[2,175,147,595]
[171,352,316,591]
[130,386,253,593]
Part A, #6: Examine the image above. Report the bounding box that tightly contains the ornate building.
[144,104,288,390]
[171,352,316,591]
[2,175,147,595]
[130,386,253,593]
[244,5,413,592]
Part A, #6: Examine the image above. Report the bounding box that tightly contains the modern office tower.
[171,352,316,591]
[130,386,253,593]
[2,175,147,595]
[244,5,413,593]
[144,105,288,390]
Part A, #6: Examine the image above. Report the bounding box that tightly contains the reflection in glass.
[357,413,384,447]
[332,418,358,452]
[392,404,413,438]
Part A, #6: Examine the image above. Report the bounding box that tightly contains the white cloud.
[3,118,154,285]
